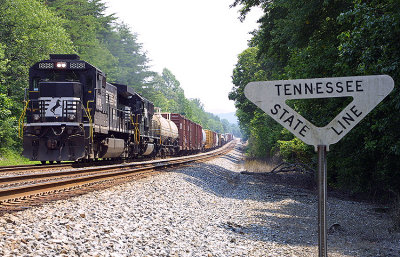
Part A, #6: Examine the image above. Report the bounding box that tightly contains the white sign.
[39,97,79,117]
[244,75,394,150]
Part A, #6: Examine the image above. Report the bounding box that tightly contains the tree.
[231,0,400,198]
[104,23,154,88]
[229,47,267,140]
[0,0,74,104]
[0,0,75,153]
[0,93,17,153]
[44,0,117,73]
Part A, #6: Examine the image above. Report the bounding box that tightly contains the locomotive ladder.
[81,101,94,145]
[18,100,30,139]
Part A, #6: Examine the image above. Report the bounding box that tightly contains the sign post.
[244,75,394,257]
[318,145,327,257]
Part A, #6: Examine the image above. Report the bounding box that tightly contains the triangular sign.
[244,75,394,150]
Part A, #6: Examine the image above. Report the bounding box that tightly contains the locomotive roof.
[31,54,105,75]
[112,82,154,105]
[112,83,136,98]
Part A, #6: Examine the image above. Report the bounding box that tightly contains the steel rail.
[0,163,72,173]
[0,163,156,186]
[0,141,235,203]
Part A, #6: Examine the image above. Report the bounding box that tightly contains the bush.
[277,137,311,164]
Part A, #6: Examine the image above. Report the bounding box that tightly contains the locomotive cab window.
[39,82,82,98]
[32,78,40,91]
[44,70,79,82]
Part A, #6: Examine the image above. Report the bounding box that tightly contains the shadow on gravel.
[175,151,315,204]
[218,154,243,164]
[172,151,319,247]
[172,150,399,256]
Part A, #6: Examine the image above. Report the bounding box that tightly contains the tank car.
[152,111,179,156]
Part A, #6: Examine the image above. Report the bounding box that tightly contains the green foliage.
[0,0,74,104]
[231,0,400,199]
[247,112,282,159]
[229,47,267,140]
[103,23,154,88]
[44,0,117,72]
[0,0,74,155]
[44,1,154,88]
[277,137,310,164]
[0,148,37,166]
[0,43,9,92]
[0,94,18,153]
[331,0,400,197]
[140,69,186,114]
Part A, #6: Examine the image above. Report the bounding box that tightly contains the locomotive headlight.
[67,114,76,121]
[56,62,67,68]
[33,114,40,121]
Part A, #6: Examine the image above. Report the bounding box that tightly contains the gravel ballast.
[0,142,399,256]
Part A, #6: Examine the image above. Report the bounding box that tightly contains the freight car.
[161,113,202,155]
[224,133,233,143]
[204,129,218,150]
[19,55,224,163]
[152,110,179,157]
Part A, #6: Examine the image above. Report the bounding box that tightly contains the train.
[19,54,233,164]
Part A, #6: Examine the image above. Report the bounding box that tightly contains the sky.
[103,0,263,114]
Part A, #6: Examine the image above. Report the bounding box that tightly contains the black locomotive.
[22,54,160,163]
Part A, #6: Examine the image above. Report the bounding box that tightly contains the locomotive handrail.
[18,100,30,139]
[136,114,141,144]
[130,114,141,144]
[129,114,135,142]
[84,100,94,144]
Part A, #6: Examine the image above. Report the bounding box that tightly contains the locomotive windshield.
[31,70,81,91]
[39,82,82,98]
[44,70,80,82]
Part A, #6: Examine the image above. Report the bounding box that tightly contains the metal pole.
[318,145,328,257]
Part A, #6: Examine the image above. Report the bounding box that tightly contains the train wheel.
[49,161,54,164]
[41,161,46,165]
[56,161,61,164]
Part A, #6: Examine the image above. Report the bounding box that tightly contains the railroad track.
[0,159,126,175]
[0,163,72,174]
[0,141,235,214]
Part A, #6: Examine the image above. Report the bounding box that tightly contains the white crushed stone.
[0,142,399,256]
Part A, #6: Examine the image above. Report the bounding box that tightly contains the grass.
[0,149,39,166]
[243,158,276,173]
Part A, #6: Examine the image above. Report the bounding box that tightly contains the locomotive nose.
[46,139,58,150]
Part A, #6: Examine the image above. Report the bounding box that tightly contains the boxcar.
[190,122,202,152]
[227,133,234,142]
[205,129,218,149]
[161,113,203,154]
